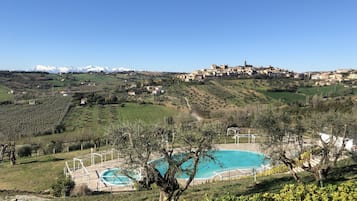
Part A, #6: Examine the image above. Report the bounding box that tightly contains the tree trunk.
[159,190,169,201]
[280,153,302,183]
[0,144,6,162]
[9,149,16,165]
[288,167,302,184]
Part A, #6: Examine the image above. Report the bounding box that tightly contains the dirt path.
[184,97,203,121]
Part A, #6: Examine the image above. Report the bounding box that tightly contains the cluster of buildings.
[177,62,357,86]
[310,69,357,86]
[128,85,164,96]
[177,62,297,82]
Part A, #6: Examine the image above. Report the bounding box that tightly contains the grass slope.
[0,85,13,102]
[0,150,90,193]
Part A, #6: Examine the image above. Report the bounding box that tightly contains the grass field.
[0,85,13,102]
[297,84,357,97]
[71,73,120,84]
[260,91,306,103]
[20,103,183,144]
[64,102,180,130]
[0,149,90,193]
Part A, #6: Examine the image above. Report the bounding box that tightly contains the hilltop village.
[177,62,357,86]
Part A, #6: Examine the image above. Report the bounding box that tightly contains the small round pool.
[152,150,267,179]
[101,168,140,186]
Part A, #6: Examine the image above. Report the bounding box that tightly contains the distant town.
[177,61,357,87]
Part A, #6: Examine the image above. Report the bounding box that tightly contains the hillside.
[0,71,356,201]
[1,71,356,144]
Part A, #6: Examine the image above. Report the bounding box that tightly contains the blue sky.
[0,0,356,73]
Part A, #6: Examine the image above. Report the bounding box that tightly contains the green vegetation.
[2,150,354,200]
[58,103,181,142]
[51,175,75,197]
[0,150,89,192]
[210,181,357,201]
[1,71,357,200]
[0,96,72,140]
[297,84,357,97]
[0,85,13,103]
[71,73,119,84]
[61,159,356,201]
[259,91,306,103]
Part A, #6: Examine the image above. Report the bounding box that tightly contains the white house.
[128,91,136,96]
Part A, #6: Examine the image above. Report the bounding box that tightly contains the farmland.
[1,72,356,144]
[60,103,182,140]
[0,96,72,140]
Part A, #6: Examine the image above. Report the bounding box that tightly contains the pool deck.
[71,143,262,192]
[214,143,261,152]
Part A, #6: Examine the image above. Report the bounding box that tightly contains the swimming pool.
[153,150,267,179]
[101,150,267,186]
[101,168,140,186]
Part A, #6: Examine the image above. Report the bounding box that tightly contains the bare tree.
[106,121,221,201]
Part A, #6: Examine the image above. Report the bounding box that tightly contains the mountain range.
[34,65,133,73]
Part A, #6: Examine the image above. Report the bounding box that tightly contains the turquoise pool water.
[153,150,267,179]
[101,168,140,186]
[101,150,267,186]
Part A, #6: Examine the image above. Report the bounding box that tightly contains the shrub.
[17,145,32,157]
[71,183,91,196]
[257,165,289,177]
[68,143,81,151]
[82,142,94,149]
[51,175,75,197]
[211,181,357,201]
[43,141,63,155]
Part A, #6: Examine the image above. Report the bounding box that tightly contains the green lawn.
[261,91,306,103]
[297,84,355,97]
[0,150,90,193]
[0,85,13,102]
[71,73,119,84]
[116,102,179,123]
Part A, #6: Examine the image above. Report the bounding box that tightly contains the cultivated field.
[0,96,72,141]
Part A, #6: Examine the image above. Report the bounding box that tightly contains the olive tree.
[254,108,357,185]
[106,121,222,201]
[303,110,357,185]
[254,109,305,183]
[0,143,16,165]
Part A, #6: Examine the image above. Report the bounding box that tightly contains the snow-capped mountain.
[34,65,133,73]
